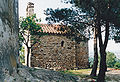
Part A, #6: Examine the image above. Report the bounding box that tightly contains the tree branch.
[31,36,41,48]
[103,21,109,50]
[98,20,103,49]
[19,32,27,44]
[26,31,30,47]
[79,21,95,27]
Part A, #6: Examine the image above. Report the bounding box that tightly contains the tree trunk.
[105,52,107,72]
[27,47,30,67]
[90,27,98,77]
[97,21,109,82]
[97,50,106,82]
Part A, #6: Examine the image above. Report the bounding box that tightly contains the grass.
[59,69,114,81]
[59,69,92,78]
[60,69,91,75]
[59,68,120,81]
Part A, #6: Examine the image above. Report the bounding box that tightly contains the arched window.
[61,41,64,47]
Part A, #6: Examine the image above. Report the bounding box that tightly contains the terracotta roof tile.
[38,24,67,34]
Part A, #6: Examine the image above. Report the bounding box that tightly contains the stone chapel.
[25,2,89,70]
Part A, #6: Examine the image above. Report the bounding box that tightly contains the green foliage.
[114,62,120,69]
[45,7,91,43]
[45,0,120,41]
[106,52,116,68]
[45,8,87,35]
[19,14,42,35]
[19,14,44,48]
[65,0,120,42]
[19,47,25,63]
[89,52,117,68]
[89,57,94,68]
[116,58,120,63]
[100,52,117,68]
[59,69,90,78]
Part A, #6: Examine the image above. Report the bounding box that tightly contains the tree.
[19,14,43,67]
[62,0,120,81]
[90,27,99,77]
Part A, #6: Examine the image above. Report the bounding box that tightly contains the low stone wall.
[31,35,88,70]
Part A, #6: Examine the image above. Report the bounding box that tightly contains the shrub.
[106,52,116,68]
[89,52,117,68]
[19,46,25,63]
[114,62,120,69]
[88,57,94,68]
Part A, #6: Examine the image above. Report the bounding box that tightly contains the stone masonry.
[31,35,88,70]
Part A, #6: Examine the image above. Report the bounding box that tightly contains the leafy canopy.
[19,14,43,49]
[64,0,120,41]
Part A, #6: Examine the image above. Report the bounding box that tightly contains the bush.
[19,46,25,63]
[97,52,116,68]
[114,62,120,69]
[106,52,116,68]
[89,57,94,68]
[89,52,117,68]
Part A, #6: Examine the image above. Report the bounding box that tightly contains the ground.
[4,65,120,82]
[61,68,120,82]
[4,65,79,82]
[106,69,120,82]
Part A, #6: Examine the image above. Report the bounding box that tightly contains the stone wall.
[0,0,18,80]
[77,42,89,68]
[31,35,88,70]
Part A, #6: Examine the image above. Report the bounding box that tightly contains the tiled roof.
[39,24,67,34]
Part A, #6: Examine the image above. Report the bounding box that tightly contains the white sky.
[89,39,120,58]
[19,0,71,23]
[19,0,120,58]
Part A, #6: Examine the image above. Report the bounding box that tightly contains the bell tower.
[26,2,34,17]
